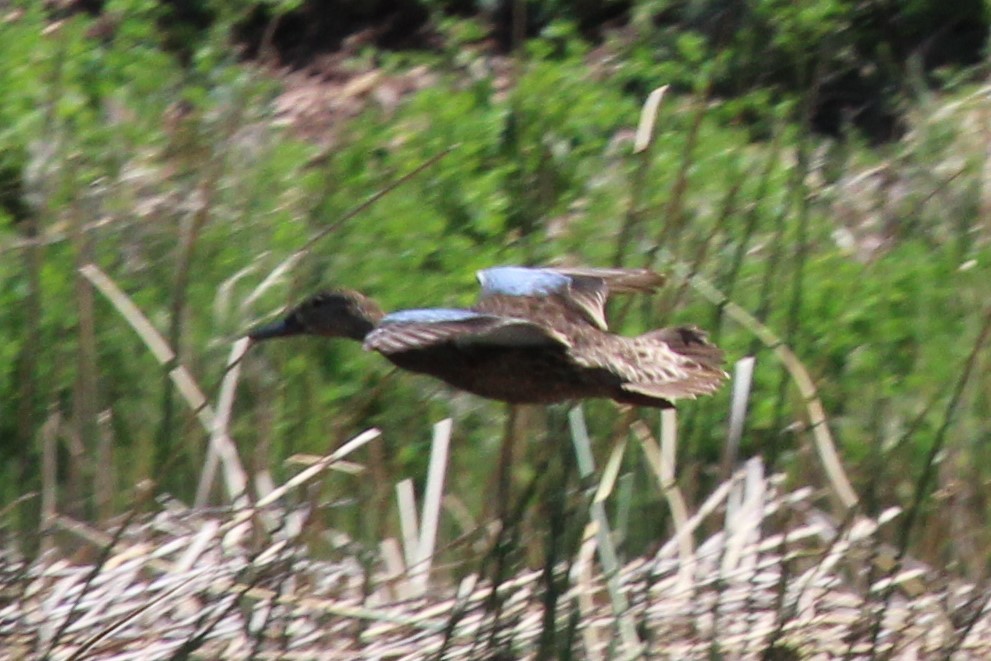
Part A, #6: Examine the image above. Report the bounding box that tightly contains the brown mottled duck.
[247,266,726,407]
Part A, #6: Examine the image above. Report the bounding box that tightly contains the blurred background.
[1,0,990,578]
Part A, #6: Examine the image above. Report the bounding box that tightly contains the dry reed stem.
[194,337,252,507]
[614,86,668,266]
[632,417,694,592]
[569,407,644,658]
[218,428,381,544]
[657,254,858,510]
[396,478,419,571]
[79,263,250,505]
[409,418,452,596]
[722,356,756,480]
[39,410,61,555]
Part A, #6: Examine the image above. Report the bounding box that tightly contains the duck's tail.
[613,326,727,407]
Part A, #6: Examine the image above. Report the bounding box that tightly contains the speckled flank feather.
[591,327,727,401]
[248,266,726,407]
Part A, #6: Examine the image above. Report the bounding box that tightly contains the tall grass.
[1,5,990,588]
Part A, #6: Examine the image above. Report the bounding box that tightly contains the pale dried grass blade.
[634,85,669,153]
[215,261,259,323]
[655,254,859,509]
[379,538,410,601]
[722,356,755,480]
[80,263,250,504]
[241,252,304,311]
[255,428,379,511]
[40,410,61,553]
[95,411,114,521]
[396,478,419,570]
[411,418,452,595]
[222,428,380,544]
[568,407,644,658]
[721,457,765,574]
[635,413,694,590]
[195,337,252,507]
[574,535,606,661]
[285,454,366,475]
[593,435,627,505]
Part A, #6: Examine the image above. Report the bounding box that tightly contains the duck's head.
[248,290,385,342]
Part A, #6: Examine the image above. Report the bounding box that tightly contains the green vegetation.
[1,0,990,577]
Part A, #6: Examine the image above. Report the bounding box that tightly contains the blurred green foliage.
[0,0,989,565]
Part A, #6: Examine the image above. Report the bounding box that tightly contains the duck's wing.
[363,308,570,355]
[546,267,665,294]
[476,266,664,331]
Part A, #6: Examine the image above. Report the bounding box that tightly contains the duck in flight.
[248,266,726,408]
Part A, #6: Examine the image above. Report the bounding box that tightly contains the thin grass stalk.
[861,392,887,524]
[69,189,99,520]
[613,86,669,266]
[95,411,114,521]
[537,414,578,658]
[225,430,380,548]
[15,29,66,532]
[867,303,991,651]
[157,96,247,466]
[81,263,250,505]
[246,147,457,312]
[614,472,634,549]
[194,338,252,507]
[568,407,644,658]
[647,91,706,261]
[750,509,795,658]
[220,428,380,533]
[721,357,756,481]
[66,566,200,661]
[39,409,60,555]
[489,404,519,525]
[653,251,858,509]
[768,137,814,467]
[156,160,226,476]
[665,162,744,315]
[744,158,800,359]
[712,128,784,336]
[172,573,266,659]
[980,86,991,244]
[396,478,419,570]
[472,453,548,657]
[898,306,991,548]
[15,231,43,515]
[410,419,452,596]
[632,416,694,590]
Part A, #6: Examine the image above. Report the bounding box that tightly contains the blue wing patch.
[381,308,483,325]
[477,266,571,297]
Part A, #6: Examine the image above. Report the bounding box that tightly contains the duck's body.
[249,266,726,407]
